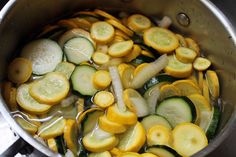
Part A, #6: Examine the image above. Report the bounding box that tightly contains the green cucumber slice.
[156,96,197,127]
[64,37,95,65]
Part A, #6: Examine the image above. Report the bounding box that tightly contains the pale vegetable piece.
[144,27,179,53]
[175,47,197,63]
[94,91,114,108]
[205,70,220,99]
[8,58,32,84]
[93,70,112,89]
[125,44,142,62]
[185,38,200,56]
[127,14,152,32]
[159,84,181,100]
[38,116,66,139]
[89,151,112,157]
[164,55,193,78]
[29,72,70,104]
[109,66,127,111]
[94,9,120,22]
[91,21,115,44]
[83,127,118,153]
[134,63,149,77]
[47,138,58,152]
[92,52,110,65]
[176,34,187,47]
[158,16,172,28]
[118,152,142,157]
[117,122,146,152]
[123,88,149,117]
[16,84,51,114]
[106,19,134,37]
[107,104,137,125]
[131,54,168,89]
[21,39,63,75]
[172,80,201,96]
[193,57,211,71]
[64,119,78,154]
[172,123,208,156]
[147,125,172,146]
[108,40,134,57]
[99,115,127,134]
[203,80,210,103]
[54,62,75,79]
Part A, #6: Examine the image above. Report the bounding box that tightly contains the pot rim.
[0,0,236,156]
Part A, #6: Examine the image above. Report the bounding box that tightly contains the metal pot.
[0,0,235,156]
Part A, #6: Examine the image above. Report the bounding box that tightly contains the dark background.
[0,0,236,156]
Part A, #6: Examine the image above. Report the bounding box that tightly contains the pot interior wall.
[0,0,236,155]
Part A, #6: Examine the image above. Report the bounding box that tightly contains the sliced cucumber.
[204,106,220,140]
[21,39,63,75]
[81,110,104,135]
[64,37,95,65]
[58,28,96,48]
[141,114,172,131]
[55,135,67,155]
[146,145,181,157]
[54,62,75,79]
[156,96,197,127]
[71,65,98,96]
[131,55,155,66]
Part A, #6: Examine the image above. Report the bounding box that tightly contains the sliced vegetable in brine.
[144,27,179,53]
[21,39,63,75]
[29,72,70,104]
[5,9,222,156]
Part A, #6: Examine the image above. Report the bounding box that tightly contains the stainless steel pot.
[0,0,235,156]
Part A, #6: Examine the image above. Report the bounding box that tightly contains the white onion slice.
[109,66,126,112]
[131,54,168,89]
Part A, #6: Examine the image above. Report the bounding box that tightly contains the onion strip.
[109,66,127,112]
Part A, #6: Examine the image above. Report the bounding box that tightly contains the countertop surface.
[0,0,236,156]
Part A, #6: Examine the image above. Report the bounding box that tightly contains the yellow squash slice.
[172,123,208,156]
[8,58,32,84]
[144,27,179,53]
[64,119,78,154]
[147,125,172,146]
[193,57,211,71]
[92,52,110,65]
[16,84,51,114]
[108,40,134,57]
[125,44,142,62]
[91,21,115,44]
[99,115,127,134]
[38,116,66,139]
[175,47,197,63]
[185,38,200,56]
[107,104,137,125]
[117,122,146,152]
[172,79,201,96]
[118,152,142,157]
[205,70,220,99]
[164,55,192,78]
[29,72,70,104]
[94,91,114,108]
[93,70,112,89]
[89,151,112,157]
[127,14,152,32]
[106,19,134,37]
[47,138,58,152]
